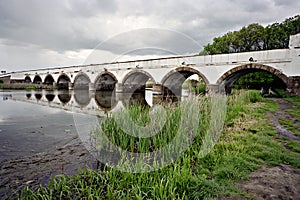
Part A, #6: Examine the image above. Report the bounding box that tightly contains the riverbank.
[0,83,56,90]
[0,140,98,198]
[2,91,300,199]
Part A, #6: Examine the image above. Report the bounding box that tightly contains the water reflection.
[74,90,91,107]
[95,90,117,111]
[34,93,42,101]
[45,92,55,102]
[58,92,71,104]
[26,93,31,99]
[1,89,192,115]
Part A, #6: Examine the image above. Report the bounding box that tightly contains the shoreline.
[0,141,98,199]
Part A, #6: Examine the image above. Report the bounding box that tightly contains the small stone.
[25,180,34,184]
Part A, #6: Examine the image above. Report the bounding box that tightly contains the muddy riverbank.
[0,140,98,199]
[0,91,98,198]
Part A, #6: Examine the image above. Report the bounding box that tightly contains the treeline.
[234,71,286,90]
[200,15,300,55]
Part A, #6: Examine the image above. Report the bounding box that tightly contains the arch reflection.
[26,93,32,99]
[95,90,117,111]
[74,90,91,107]
[45,92,55,102]
[34,92,42,100]
[58,91,71,104]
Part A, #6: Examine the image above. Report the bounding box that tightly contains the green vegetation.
[200,15,300,55]
[0,83,56,90]
[25,85,36,90]
[278,118,300,136]
[286,141,300,153]
[19,91,300,199]
[234,71,286,90]
[277,96,300,138]
[285,96,300,122]
[183,78,206,94]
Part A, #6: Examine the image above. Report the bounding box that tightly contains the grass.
[19,91,300,199]
[277,95,300,138]
[278,118,300,137]
[0,83,56,90]
[285,95,300,121]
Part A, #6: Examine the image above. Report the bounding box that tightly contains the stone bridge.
[1,34,300,95]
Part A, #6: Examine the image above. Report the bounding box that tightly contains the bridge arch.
[94,72,118,91]
[161,67,208,85]
[57,73,71,90]
[122,70,155,93]
[216,64,289,93]
[74,72,91,90]
[161,67,208,96]
[25,76,32,83]
[33,75,42,84]
[44,74,55,85]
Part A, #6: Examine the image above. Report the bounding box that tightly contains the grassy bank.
[0,83,56,90]
[20,91,300,199]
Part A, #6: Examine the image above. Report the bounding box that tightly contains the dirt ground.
[223,98,300,200]
[238,164,300,199]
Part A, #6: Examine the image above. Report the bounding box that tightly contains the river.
[0,89,190,161]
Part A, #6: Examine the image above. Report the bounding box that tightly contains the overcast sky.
[0,0,299,72]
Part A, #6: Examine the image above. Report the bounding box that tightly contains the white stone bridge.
[1,34,300,95]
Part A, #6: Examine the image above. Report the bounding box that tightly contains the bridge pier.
[68,82,73,90]
[152,84,163,104]
[89,82,95,91]
[153,84,163,95]
[287,76,300,95]
[206,84,223,94]
[116,83,123,93]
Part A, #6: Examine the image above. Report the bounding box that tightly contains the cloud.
[0,0,299,71]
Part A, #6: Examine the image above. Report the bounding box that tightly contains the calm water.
[0,89,191,160]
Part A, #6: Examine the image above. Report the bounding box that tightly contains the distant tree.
[200,15,300,55]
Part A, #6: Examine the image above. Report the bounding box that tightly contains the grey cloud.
[0,0,114,51]
[91,28,202,57]
[66,0,117,17]
[273,0,300,6]
[0,0,299,71]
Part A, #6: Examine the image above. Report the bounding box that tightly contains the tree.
[200,15,300,55]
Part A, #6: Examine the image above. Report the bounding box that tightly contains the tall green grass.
[19,91,300,199]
